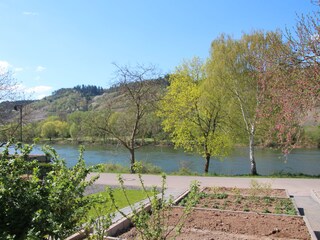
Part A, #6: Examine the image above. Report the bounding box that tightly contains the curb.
[310,189,320,205]
[303,216,318,240]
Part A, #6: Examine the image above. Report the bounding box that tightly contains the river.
[28,144,320,176]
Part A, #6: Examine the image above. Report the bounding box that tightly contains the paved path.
[89,173,320,239]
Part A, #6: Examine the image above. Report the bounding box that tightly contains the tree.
[41,119,70,141]
[0,70,19,140]
[266,1,320,153]
[159,58,232,173]
[97,64,161,173]
[0,69,18,102]
[208,32,286,175]
[68,111,87,141]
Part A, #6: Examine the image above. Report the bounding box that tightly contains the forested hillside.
[0,78,169,144]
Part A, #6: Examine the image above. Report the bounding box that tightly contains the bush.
[0,142,99,239]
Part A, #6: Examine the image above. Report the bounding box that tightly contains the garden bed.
[182,187,296,215]
[116,187,312,239]
[119,207,310,239]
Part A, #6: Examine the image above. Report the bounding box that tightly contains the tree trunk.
[249,127,258,175]
[129,148,135,173]
[204,152,211,173]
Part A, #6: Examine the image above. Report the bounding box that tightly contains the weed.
[108,162,201,240]
[263,209,271,214]
[243,203,250,212]
[210,186,222,194]
[235,197,242,204]
[263,196,273,205]
[211,193,228,199]
[231,187,240,195]
[249,180,272,198]
[280,199,296,215]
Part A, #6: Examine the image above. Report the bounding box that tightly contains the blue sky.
[0,0,317,99]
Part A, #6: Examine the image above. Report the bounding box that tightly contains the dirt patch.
[184,187,296,215]
[203,186,288,198]
[119,208,310,240]
[116,187,311,239]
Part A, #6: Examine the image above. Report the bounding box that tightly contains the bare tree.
[0,69,19,141]
[0,69,18,102]
[97,64,161,173]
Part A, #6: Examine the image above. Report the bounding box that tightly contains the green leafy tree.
[208,32,287,175]
[68,111,86,141]
[0,142,98,239]
[159,58,232,173]
[68,111,105,142]
[41,121,58,140]
[41,119,70,140]
[55,120,69,138]
[23,122,40,142]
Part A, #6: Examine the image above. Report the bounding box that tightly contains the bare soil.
[191,187,296,215]
[117,187,311,239]
[203,186,288,198]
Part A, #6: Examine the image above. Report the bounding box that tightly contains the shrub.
[0,142,99,239]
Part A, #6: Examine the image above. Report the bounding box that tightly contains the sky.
[0,0,318,99]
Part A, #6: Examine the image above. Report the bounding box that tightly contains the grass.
[87,188,151,218]
[102,162,162,174]
[303,125,320,147]
[99,162,320,178]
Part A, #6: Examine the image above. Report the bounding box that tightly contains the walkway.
[89,173,320,239]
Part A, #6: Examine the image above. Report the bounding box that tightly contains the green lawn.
[87,188,151,218]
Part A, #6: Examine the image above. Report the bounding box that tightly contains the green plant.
[276,199,296,215]
[0,141,99,239]
[211,193,228,199]
[263,208,271,214]
[85,193,114,240]
[138,161,163,174]
[107,162,200,240]
[243,207,250,212]
[263,196,273,205]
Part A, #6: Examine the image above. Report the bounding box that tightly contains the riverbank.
[99,162,320,178]
[37,136,320,149]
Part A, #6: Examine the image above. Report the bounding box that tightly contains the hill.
[0,78,169,124]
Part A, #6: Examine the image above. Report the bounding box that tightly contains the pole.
[19,106,22,142]
[14,104,23,142]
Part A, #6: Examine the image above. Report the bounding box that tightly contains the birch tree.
[208,32,285,175]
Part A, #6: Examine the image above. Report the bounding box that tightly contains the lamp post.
[13,104,23,142]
